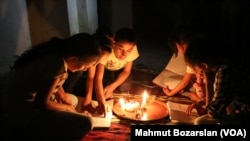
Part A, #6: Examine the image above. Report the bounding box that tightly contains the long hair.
[168,25,192,57]
[93,26,113,53]
[12,33,101,69]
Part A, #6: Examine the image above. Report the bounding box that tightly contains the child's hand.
[162,86,171,95]
[82,103,96,114]
[104,85,115,99]
[96,103,106,117]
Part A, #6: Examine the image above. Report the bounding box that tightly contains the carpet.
[81,123,131,141]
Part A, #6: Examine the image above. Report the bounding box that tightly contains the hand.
[96,103,106,117]
[186,100,205,115]
[82,110,92,116]
[186,103,196,115]
[82,103,96,114]
[104,85,115,99]
[162,86,171,95]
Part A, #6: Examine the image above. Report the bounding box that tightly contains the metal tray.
[112,98,169,121]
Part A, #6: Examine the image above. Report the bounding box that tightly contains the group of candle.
[119,90,148,120]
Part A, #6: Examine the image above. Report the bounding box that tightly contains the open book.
[91,99,114,129]
[77,97,114,130]
[167,101,199,124]
[152,53,186,89]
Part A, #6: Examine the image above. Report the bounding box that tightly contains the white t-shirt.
[100,45,139,71]
[186,65,195,74]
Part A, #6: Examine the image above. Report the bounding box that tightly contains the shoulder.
[129,45,139,59]
[186,65,195,74]
[42,54,66,77]
[99,51,111,65]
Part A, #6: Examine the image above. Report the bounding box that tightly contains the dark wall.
[97,0,250,70]
[26,0,70,45]
[133,0,250,37]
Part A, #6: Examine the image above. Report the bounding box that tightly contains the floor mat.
[81,123,131,141]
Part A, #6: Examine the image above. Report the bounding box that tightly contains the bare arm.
[162,72,193,96]
[94,64,107,116]
[107,62,133,92]
[94,64,106,105]
[82,66,95,106]
[55,86,73,105]
[35,75,76,112]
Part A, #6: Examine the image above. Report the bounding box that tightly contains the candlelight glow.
[119,98,140,112]
[119,98,125,111]
[141,114,147,120]
[142,90,148,104]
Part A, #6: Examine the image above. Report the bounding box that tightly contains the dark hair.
[93,26,113,53]
[184,35,224,68]
[114,27,137,44]
[12,33,101,69]
[96,25,114,38]
[168,25,192,57]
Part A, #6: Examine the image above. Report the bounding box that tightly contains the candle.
[142,90,148,105]
[141,113,147,120]
[120,98,140,112]
[119,98,125,111]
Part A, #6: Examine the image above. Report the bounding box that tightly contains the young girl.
[94,27,139,115]
[1,33,102,140]
[162,26,205,103]
[63,26,114,115]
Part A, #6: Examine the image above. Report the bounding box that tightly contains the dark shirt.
[208,64,250,118]
[2,54,66,116]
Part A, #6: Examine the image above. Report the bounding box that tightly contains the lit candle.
[141,113,147,120]
[119,98,125,111]
[142,90,148,105]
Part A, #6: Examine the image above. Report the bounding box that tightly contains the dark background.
[98,0,250,72]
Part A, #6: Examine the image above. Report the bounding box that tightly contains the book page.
[167,101,199,124]
[165,53,186,75]
[167,101,198,116]
[152,53,186,89]
[152,69,183,89]
[89,99,114,129]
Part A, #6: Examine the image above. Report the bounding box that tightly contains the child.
[1,33,102,140]
[62,26,114,115]
[94,27,139,113]
[162,25,205,102]
[185,35,250,125]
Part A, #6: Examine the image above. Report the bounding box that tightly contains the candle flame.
[119,98,125,110]
[141,113,147,120]
[142,90,148,104]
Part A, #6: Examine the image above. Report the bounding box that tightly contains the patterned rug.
[79,69,192,141]
[81,123,131,141]
[80,93,174,141]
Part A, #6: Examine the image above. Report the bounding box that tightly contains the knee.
[75,115,94,139]
[67,94,78,108]
[80,115,94,132]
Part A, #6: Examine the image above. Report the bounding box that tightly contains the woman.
[1,33,102,140]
